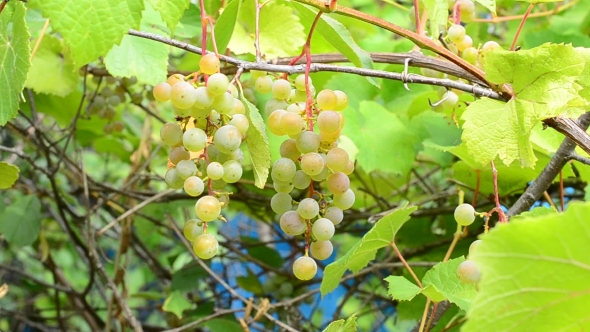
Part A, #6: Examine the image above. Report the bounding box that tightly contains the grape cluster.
[453,203,482,285]
[86,76,141,134]
[154,54,249,260]
[253,72,353,280]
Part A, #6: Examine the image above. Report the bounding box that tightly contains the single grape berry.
[193,233,219,259]
[310,240,333,260]
[183,219,203,242]
[454,203,476,226]
[195,195,222,222]
[292,256,317,280]
[200,54,220,74]
[447,24,466,43]
[312,218,335,241]
[469,239,482,256]
[153,82,172,102]
[457,259,481,284]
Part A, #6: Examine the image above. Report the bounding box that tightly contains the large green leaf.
[462,44,587,168]
[421,257,476,311]
[474,0,496,14]
[422,0,448,40]
[162,291,192,319]
[321,205,417,296]
[323,315,357,332]
[26,35,77,97]
[384,276,422,301]
[464,202,590,331]
[242,99,270,188]
[33,0,144,66]
[0,195,42,247]
[213,0,241,54]
[0,1,30,125]
[148,0,190,34]
[0,162,19,189]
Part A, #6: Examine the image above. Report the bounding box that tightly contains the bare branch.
[570,152,590,166]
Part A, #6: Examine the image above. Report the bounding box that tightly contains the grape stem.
[453,1,461,25]
[510,3,535,51]
[413,0,421,34]
[473,0,577,23]
[490,161,507,223]
[471,170,480,206]
[390,241,422,288]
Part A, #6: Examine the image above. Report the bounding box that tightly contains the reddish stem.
[510,3,535,51]
[254,0,262,62]
[207,19,219,56]
[472,170,480,206]
[490,161,507,222]
[304,219,312,255]
[425,302,438,332]
[199,0,208,52]
[391,242,423,287]
[453,1,462,25]
[413,0,421,34]
[303,11,323,130]
[559,171,564,211]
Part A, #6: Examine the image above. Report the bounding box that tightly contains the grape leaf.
[0,1,30,126]
[33,0,144,66]
[384,276,422,301]
[322,314,357,332]
[26,35,77,97]
[213,0,241,54]
[321,205,417,296]
[0,162,19,189]
[464,201,590,332]
[162,291,192,319]
[422,0,448,40]
[0,195,42,247]
[242,99,270,189]
[344,101,418,175]
[421,257,477,311]
[148,0,190,34]
[474,0,496,14]
[462,44,587,168]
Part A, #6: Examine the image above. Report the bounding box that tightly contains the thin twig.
[510,3,535,51]
[390,242,422,287]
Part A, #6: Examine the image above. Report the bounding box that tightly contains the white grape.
[296,131,320,154]
[228,114,249,136]
[207,73,229,96]
[454,203,475,226]
[183,128,208,152]
[457,259,481,284]
[272,79,292,100]
[327,172,350,195]
[279,210,306,235]
[222,160,243,183]
[271,193,293,215]
[273,180,294,193]
[271,158,297,182]
[165,167,185,189]
[293,170,311,189]
[160,123,183,146]
[300,153,324,176]
[195,196,221,222]
[176,160,197,179]
[171,82,198,109]
[292,256,317,280]
[183,219,203,242]
[207,162,224,180]
[310,240,333,260]
[280,139,301,161]
[297,198,320,219]
[333,189,355,210]
[214,125,242,153]
[324,206,343,225]
[212,92,235,115]
[184,176,205,196]
[193,233,218,259]
[312,218,335,241]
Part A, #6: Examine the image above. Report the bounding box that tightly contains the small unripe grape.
[212,92,235,114]
[310,240,333,260]
[287,102,305,114]
[200,54,220,74]
[214,125,242,153]
[469,239,482,256]
[265,98,289,115]
[171,82,198,109]
[455,35,473,52]
[300,152,325,176]
[326,148,349,172]
[195,195,221,221]
[193,233,218,259]
[207,73,230,96]
[316,89,338,110]
[280,112,305,136]
[333,90,348,111]
[272,158,297,182]
[272,79,292,100]
[228,114,249,136]
[454,203,476,226]
[273,180,294,193]
[312,218,335,241]
[167,74,185,86]
[160,122,183,146]
[173,106,191,118]
[231,99,246,115]
[310,166,329,182]
[293,170,311,189]
[184,176,205,196]
[268,109,287,136]
[482,41,501,55]
[176,160,197,179]
[333,189,355,210]
[459,0,475,16]
[296,131,320,154]
[271,192,293,215]
[294,74,312,91]
[169,146,190,165]
[457,259,481,284]
[193,87,215,109]
[153,82,172,102]
[462,47,479,64]
[165,167,185,189]
[280,139,301,161]
[279,283,293,297]
[317,111,341,134]
[447,24,466,43]
[183,128,208,152]
[327,172,350,195]
[183,219,203,242]
[222,160,243,183]
[297,198,320,219]
[280,210,306,235]
[207,162,224,180]
[250,70,267,79]
[342,160,355,175]
[255,76,273,94]
[293,256,317,280]
[324,206,343,225]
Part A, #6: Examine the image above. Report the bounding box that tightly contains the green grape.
[324,206,343,225]
[271,158,297,182]
[293,170,311,189]
[320,140,338,151]
[184,176,205,196]
[268,109,287,136]
[212,92,235,115]
[280,139,301,162]
[228,84,238,98]
[255,76,273,94]
[327,172,350,195]
[279,283,294,297]
[207,73,230,96]
[190,105,212,119]
[301,152,324,176]
[231,99,246,115]
[455,35,473,52]
[280,211,306,235]
[271,192,293,215]
[454,203,475,226]
[316,89,338,110]
[333,90,348,111]
[326,148,349,172]
[462,47,479,64]
[183,127,208,152]
[160,123,183,146]
[447,24,466,43]
[122,76,137,86]
[296,131,320,154]
[342,160,355,176]
[193,233,218,259]
[310,240,333,260]
[279,112,305,137]
[107,95,121,106]
[211,179,227,190]
[98,107,116,120]
[481,41,501,55]
[207,162,224,180]
[469,239,482,256]
[214,125,242,153]
[91,95,106,109]
[457,259,481,284]
[225,148,244,163]
[442,91,459,109]
[195,195,221,221]
[165,167,185,189]
[243,88,257,104]
[173,106,191,118]
[333,189,355,210]
[317,111,341,134]
[131,92,143,104]
[319,128,341,143]
[183,219,203,242]
[297,198,320,219]
[219,194,230,209]
[293,256,317,280]
[171,82,198,109]
[312,218,335,241]
[105,76,117,84]
[193,87,215,109]
[310,166,329,182]
[273,180,294,193]
[250,70,267,79]
[291,89,308,103]
[153,82,172,102]
[222,160,242,183]
[294,74,312,91]
[272,79,292,100]
[228,114,249,136]
[169,146,190,165]
[167,74,185,86]
[286,102,305,114]
[176,160,197,179]
[459,0,475,17]
[265,98,289,116]
[200,54,220,74]
[101,86,114,97]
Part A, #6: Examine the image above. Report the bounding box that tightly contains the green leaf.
[171,262,208,292]
[574,47,590,102]
[464,201,590,332]
[33,0,144,66]
[462,44,587,167]
[162,291,192,319]
[384,276,422,301]
[0,195,42,246]
[421,257,477,311]
[344,101,417,175]
[245,242,284,268]
[214,0,241,54]
[323,314,358,332]
[229,2,305,58]
[474,0,496,14]
[321,205,417,296]
[236,268,263,294]
[242,99,270,189]
[422,0,448,41]
[104,3,169,86]
[0,1,30,125]
[25,35,76,97]
[148,0,190,34]
[0,162,19,189]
